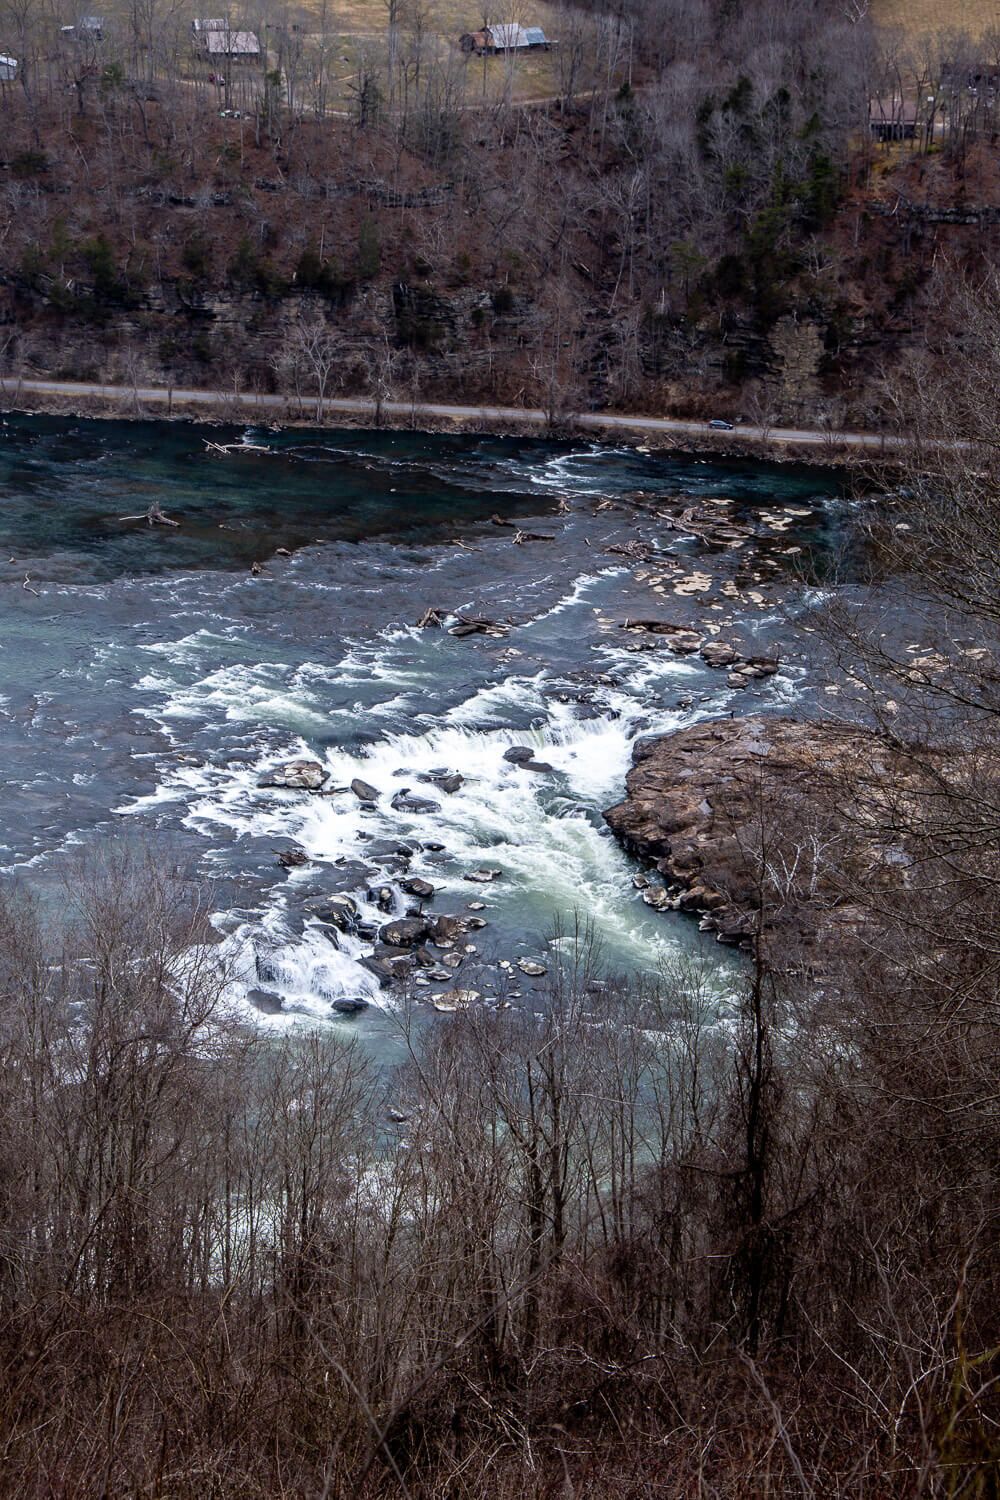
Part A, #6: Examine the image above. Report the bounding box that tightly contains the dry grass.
[293,0,574,104]
[874,0,1000,38]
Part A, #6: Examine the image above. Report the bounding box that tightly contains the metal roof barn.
[204,29,261,56]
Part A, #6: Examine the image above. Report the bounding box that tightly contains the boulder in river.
[504,746,536,764]
[401,876,435,900]
[728,656,780,688]
[391,790,441,814]
[379,915,433,947]
[259,759,328,790]
[433,988,480,1011]
[351,777,380,802]
[246,987,283,1014]
[430,914,465,942]
[517,959,548,977]
[449,616,509,638]
[700,641,742,669]
[666,630,704,655]
[360,956,397,986]
[464,867,502,883]
[366,884,395,913]
[305,894,358,931]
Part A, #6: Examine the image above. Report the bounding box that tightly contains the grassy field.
[189,0,576,106]
[874,0,1000,36]
[96,0,579,106]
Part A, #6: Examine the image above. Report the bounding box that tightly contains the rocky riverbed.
[604,715,922,954]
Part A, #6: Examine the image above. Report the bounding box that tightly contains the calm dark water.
[0,412,844,1041]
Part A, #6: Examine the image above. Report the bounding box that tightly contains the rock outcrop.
[604,716,899,949]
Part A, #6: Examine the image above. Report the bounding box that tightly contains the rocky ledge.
[604,716,899,950]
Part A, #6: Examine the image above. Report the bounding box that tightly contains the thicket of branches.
[0,748,997,1499]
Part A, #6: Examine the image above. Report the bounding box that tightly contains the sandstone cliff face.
[603,716,896,949]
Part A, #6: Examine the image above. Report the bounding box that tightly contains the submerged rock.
[275,848,309,868]
[246,987,283,1014]
[464,867,502,883]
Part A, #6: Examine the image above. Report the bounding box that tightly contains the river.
[0,412,846,1048]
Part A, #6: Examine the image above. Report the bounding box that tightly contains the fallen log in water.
[119,502,180,528]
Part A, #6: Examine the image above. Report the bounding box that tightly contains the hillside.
[2,0,999,430]
[874,0,998,37]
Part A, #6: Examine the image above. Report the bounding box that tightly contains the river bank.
[0,376,895,469]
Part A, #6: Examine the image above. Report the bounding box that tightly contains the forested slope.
[3,0,996,424]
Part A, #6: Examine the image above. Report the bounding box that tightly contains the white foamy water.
[127,605,783,1022]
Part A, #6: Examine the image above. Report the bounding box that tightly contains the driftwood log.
[119,502,180,528]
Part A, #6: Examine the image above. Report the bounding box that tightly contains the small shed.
[869,96,918,141]
[60,15,105,40]
[0,54,17,81]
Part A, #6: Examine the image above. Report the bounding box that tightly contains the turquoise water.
[0,413,844,1036]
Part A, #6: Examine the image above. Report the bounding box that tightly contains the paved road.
[0,377,903,453]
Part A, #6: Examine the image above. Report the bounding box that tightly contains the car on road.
[708,418,734,431]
